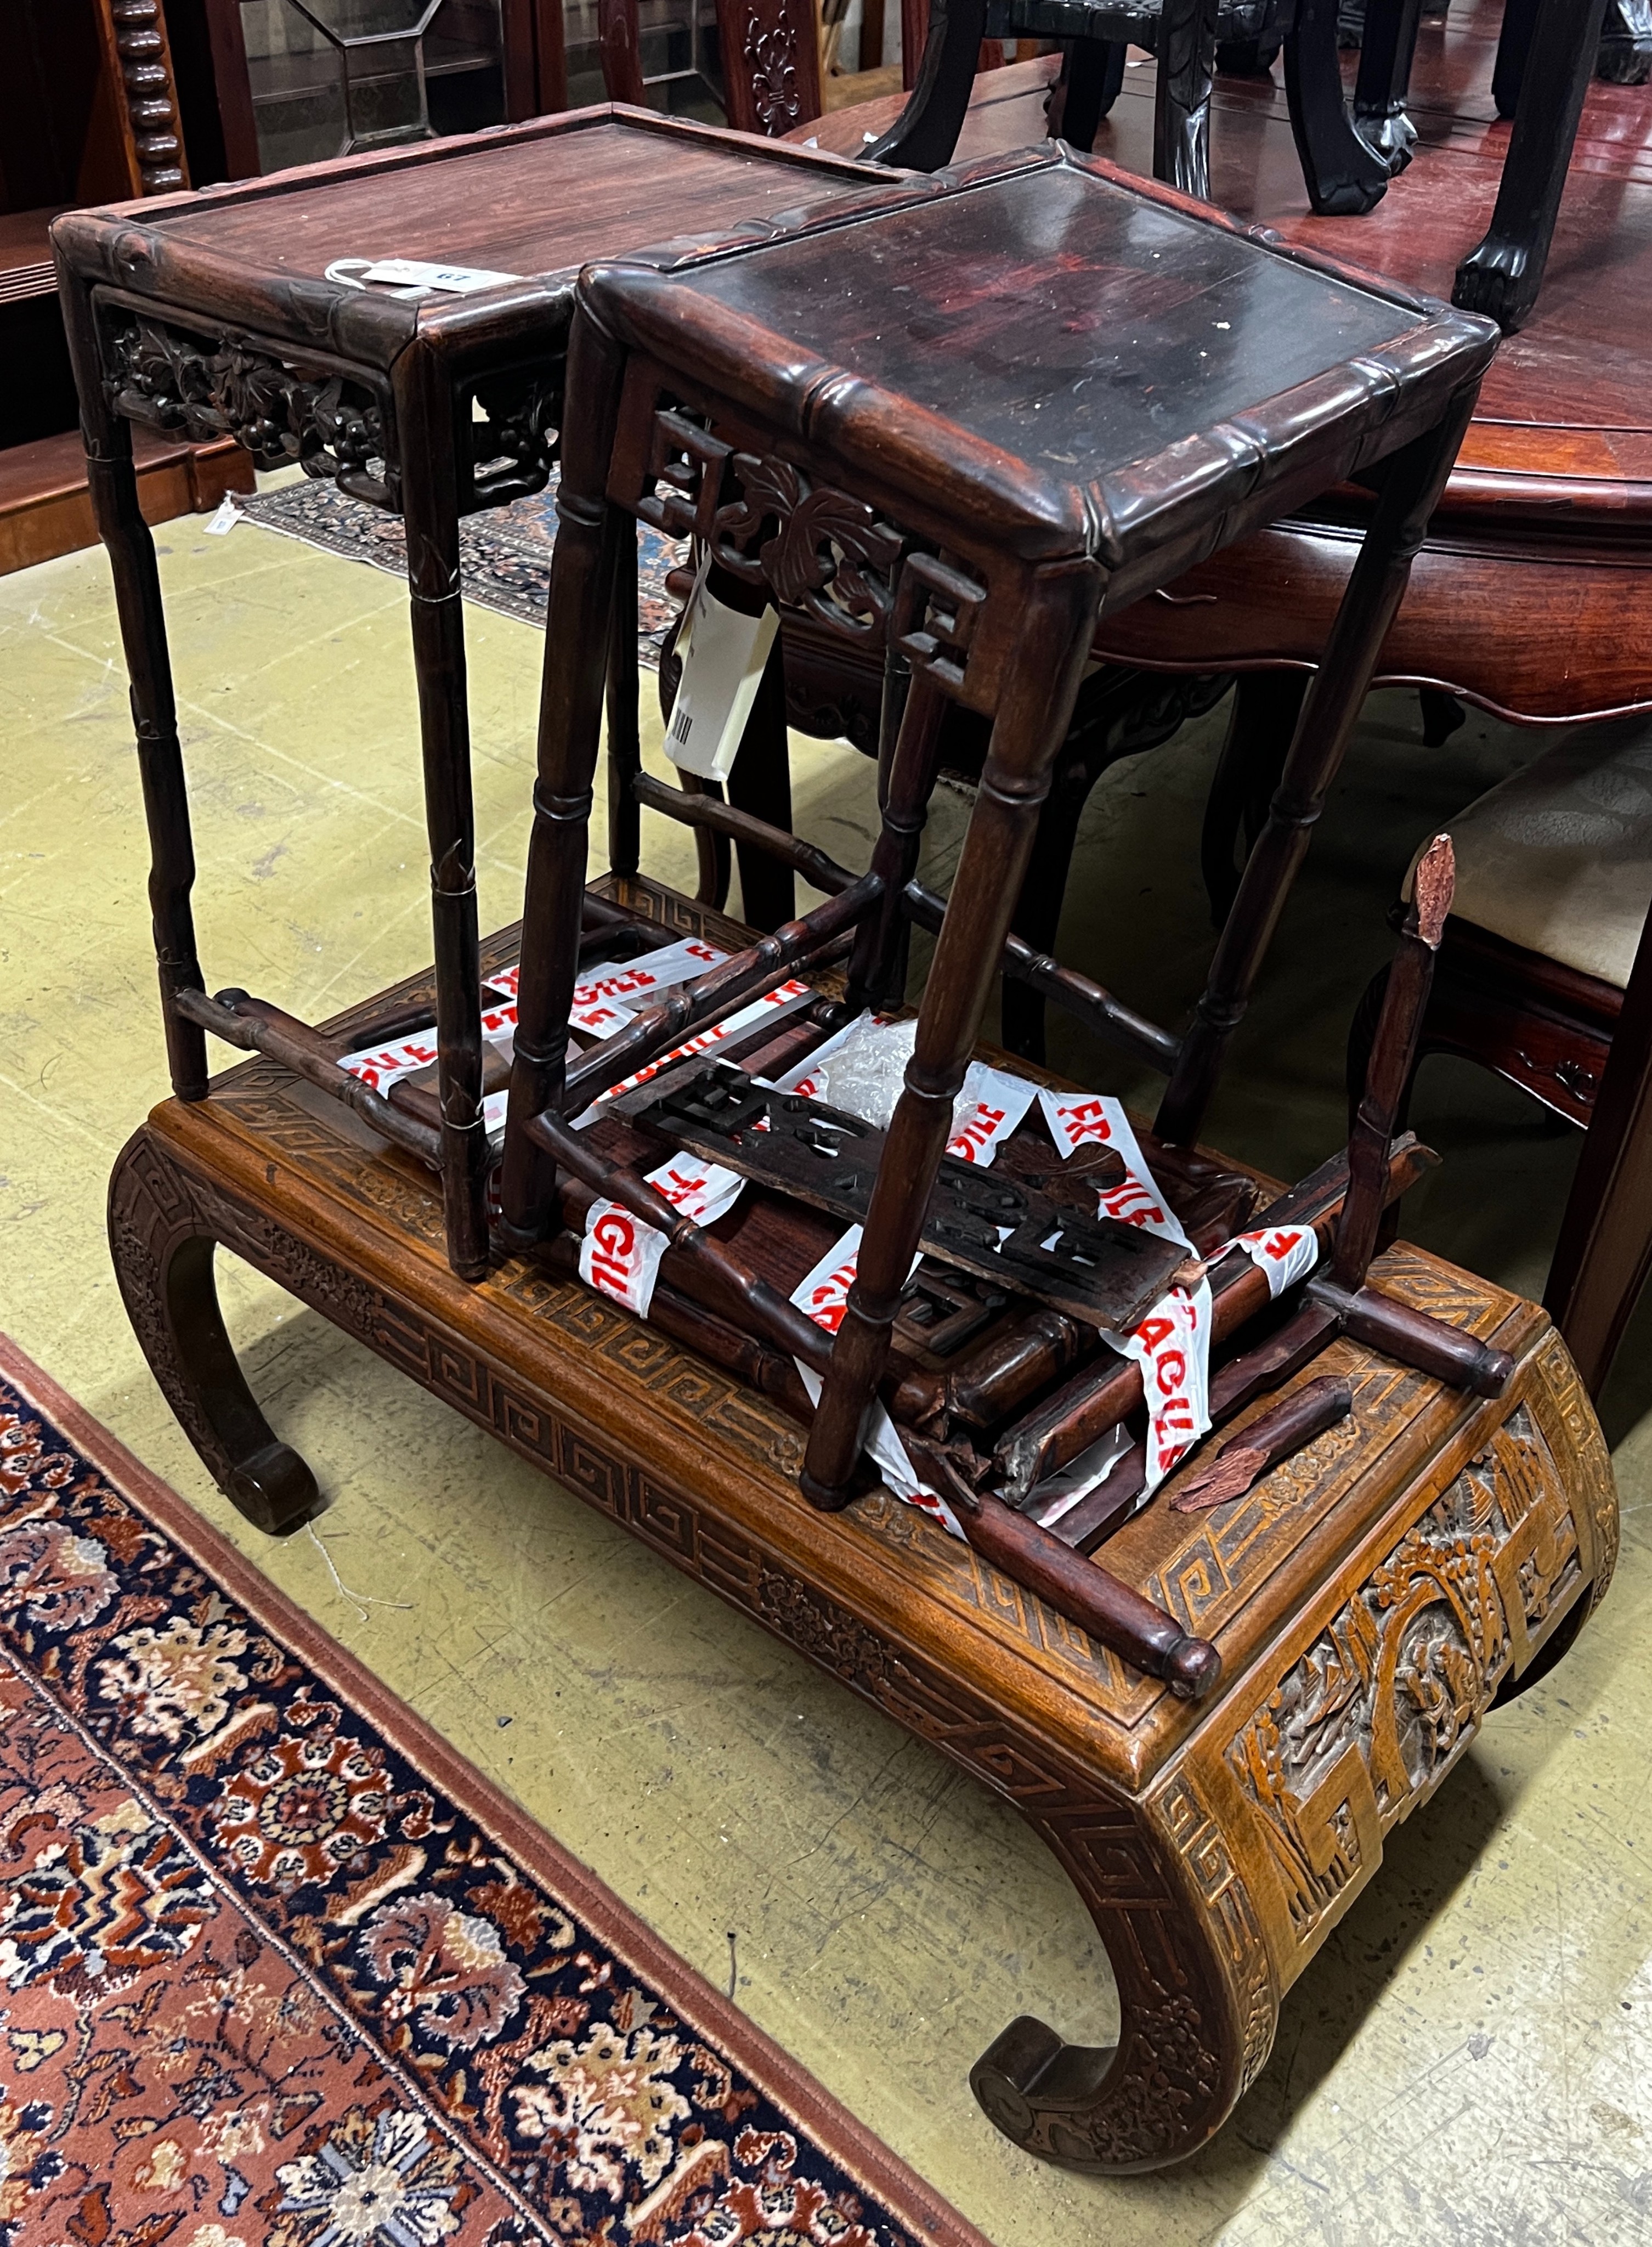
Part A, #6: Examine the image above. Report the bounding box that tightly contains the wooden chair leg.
[1544,909,1652,1398]
[865,0,989,168]
[396,345,490,1280]
[1283,0,1392,213]
[1002,763,1094,1063]
[1153,0,1221,198]
[499,306,630,1253]
[60,269,209,1109]
[1455,0,1613,330]
[1055,37,1127,151]
[1490,0,1542,117]
[1157,391,1479,1148]
[607,524,642,876]
[1352,0,1425,170]
[1418,686,1467,747]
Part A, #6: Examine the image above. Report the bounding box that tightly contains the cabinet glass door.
[239,0,506,171]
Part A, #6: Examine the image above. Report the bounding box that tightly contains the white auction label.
[359,256,519,294]
[665,585,780,783]
[946,1060,1039,1168]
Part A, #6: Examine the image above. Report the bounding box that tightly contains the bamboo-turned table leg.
[396,345,490,1281]
[607,520,642,877]
[499,306,630,1255]
[59,268,208,1108]
[1153,385,1481,1150]
[802,563,1104,1505]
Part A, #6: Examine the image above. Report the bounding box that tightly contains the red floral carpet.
[0,1339,986,2247]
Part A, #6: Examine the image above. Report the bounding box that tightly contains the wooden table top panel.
[150,118,864,287]
[657,161,1419,485]
[52,111,884,368]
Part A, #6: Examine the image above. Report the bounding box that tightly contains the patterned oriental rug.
[0,1337,986,2247]
[240,478,683,663]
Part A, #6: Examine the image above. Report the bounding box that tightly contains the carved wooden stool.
[499,142,1499,1511]
[52,105,880,1288]
[108,876,1619,2173]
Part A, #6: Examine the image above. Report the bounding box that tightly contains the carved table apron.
[51,105,883,1282]
[108,874,1619,2175]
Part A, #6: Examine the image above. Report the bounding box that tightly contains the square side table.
[53,106,885,1281]
[497,142,1498,1506]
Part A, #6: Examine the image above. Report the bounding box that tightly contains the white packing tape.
[1226,1224,1320,1298]
[1036,1090,1191,1247]
[1039,1089,1211,1499]
[1106,1277,1215,1494]
[338,1028,440,1096]
[578,1152,747,1317]
[573,981,813,1125]
[788,1225,961,1535]
[945,1060,1040,1168]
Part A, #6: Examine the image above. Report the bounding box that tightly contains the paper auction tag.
[359,256,519,294]
[578,1151,747,1316]
[1036,1089,1191,1247]
[665,585,779,782]
[946,1060,1039,1168]
[1228,1225,1319,1298]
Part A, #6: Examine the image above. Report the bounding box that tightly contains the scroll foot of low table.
[970,1902,1255,2172]
[108,1126,324,1537]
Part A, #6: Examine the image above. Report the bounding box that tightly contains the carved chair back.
[597,0,824,134]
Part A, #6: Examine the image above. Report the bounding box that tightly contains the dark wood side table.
[499,142,1499,1504]
[52,104,881,1281]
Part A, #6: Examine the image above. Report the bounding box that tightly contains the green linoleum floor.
[3,504,1651,2244]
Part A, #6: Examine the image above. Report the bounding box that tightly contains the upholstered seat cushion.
[1412,716,1652,990]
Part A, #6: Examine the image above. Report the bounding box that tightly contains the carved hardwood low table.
[51,105,880,1281]
[109,876,1619,2174]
